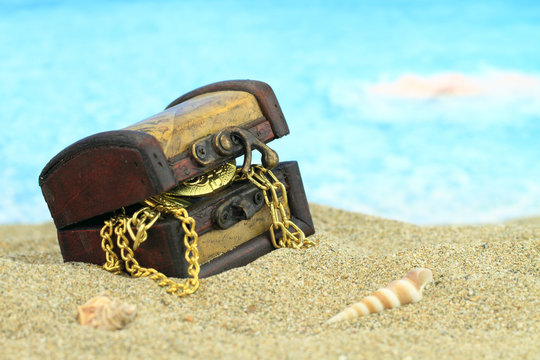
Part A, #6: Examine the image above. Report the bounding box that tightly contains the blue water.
[1,0,539,224]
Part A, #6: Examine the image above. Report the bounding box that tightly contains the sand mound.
[1,204,538,359]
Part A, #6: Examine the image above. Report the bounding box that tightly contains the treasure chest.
[39,80,315,285]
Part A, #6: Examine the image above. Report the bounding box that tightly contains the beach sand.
[1,204,538,359]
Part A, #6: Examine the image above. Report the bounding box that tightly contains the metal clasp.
[191,127,279,173]
[213,186,265,229]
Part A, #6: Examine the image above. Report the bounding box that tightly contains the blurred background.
[1,0,539,224]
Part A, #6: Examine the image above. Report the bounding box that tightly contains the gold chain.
[245,165,315,249]
[99,164,314,297]
[100,206,200,297]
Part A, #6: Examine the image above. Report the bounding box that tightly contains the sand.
[0,204,538,359]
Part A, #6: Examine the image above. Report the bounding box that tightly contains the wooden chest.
[39,80,315,278]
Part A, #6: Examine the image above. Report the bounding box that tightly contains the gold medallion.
[169,160,237,197]
[144,195,192,209]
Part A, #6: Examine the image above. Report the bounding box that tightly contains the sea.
[1,0,539,224]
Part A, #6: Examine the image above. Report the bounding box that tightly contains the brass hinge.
[191,127,279,173]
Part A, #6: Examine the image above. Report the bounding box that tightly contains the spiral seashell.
[77,294,137,330]
[327,268,433,324]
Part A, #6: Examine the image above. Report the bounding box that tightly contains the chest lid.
[39,80,289,229]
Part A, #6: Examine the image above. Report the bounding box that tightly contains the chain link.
[100,215,122,274]
[101,205,200,297]
[245,165,315,249]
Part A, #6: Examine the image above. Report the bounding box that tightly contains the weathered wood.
[166,79,290,138]
[126,91,265,159]
[40,80,315,278]
[57,162,315,278]
[39,80,285,229]
[39,131,176,229]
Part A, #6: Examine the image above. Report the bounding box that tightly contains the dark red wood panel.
[56,162,315,278]
[39,131,176,229]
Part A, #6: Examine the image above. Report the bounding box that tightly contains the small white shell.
[77,294,137,330]
[327,268,433,324]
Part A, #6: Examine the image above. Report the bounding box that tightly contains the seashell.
[326,268,433,324]
[77,294,137,330]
